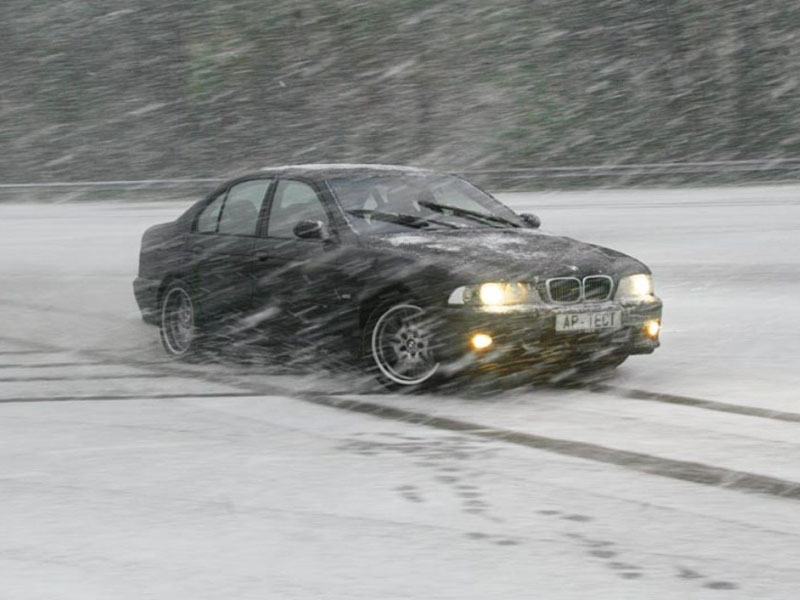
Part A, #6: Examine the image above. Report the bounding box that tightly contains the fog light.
[644,320,661,338]
[470,333,493,351]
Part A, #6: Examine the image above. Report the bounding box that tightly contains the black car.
[134,164,662,387]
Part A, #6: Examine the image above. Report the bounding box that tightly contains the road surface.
[1,185,799,599]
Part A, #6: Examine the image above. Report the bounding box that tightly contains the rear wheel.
[159,280,202,358]
[364,301,440,389]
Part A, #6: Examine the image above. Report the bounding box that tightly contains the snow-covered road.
[1,185,799,599]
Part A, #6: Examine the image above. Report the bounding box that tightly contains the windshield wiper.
[417,200,520,228]
[347,209,459,229]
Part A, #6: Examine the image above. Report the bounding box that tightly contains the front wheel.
[159,280,202,358]
[364,301,440,389]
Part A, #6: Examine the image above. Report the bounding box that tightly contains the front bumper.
[433,297,662,370]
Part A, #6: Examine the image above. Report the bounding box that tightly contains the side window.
[266,180,329,239]
[196,193,226,233]
[218,179,271,236]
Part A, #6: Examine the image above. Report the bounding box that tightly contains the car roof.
[255,163,437,179]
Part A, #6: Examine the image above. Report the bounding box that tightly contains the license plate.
[555,311,622,332]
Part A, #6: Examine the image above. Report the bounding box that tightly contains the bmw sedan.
[134,164,662,388]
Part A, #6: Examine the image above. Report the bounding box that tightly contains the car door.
[251,178,346,344]
[188,178,273,322]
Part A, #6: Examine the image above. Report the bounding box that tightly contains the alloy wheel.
[371,303,439,386]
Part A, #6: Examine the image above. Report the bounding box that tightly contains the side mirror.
[293,219,328,240]
[520,213,541,229]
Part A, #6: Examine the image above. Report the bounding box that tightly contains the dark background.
[2,0,799,186]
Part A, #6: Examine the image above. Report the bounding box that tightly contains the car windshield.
[327,174,525,234]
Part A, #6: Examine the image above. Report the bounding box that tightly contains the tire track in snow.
[3,334,800,503]
[0,392,260,404]
[587,384,800,424]
[7,330,798,426]
[0,362,115,369]
[0,373,175,383]
[301,393,800,501]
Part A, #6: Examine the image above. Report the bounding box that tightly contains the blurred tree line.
[2,0,799,184]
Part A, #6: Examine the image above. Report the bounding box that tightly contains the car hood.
[361,229,649,281]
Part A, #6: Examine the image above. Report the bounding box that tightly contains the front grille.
[546,277,581,303]
[583,275,613,302]
[545,275,614,303]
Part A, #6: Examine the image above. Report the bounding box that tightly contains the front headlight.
[615,274,654,299]
[448,282,541,306]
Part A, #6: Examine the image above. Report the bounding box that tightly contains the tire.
[362,299,440,390]
[159,279,203,359]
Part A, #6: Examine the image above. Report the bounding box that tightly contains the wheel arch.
[358,283,416,331]
[156,272,190,314]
